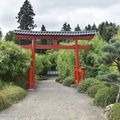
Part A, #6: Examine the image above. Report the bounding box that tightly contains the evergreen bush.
[94,85,119,107]
[107,103,120,120]
[77,78,101,93]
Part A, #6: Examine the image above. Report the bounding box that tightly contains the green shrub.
[36,75,48,81]
[55,77,64,84]
[94,85,119,107]
[0,41,31,88]
[0,86,27,111]
[63,77,74,87]
[77,78,101,93]
[87,84,106,98]
[107,103,120,120]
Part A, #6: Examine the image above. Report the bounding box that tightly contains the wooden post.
[31,38,36,88]
[75,40,80,84]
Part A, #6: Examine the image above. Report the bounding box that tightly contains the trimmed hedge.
[94,85,119,107]
[63,77,74,87]
[87,84,106,98]
[0,86,27,111]
[107,103,120,120]
[77,78,101,93]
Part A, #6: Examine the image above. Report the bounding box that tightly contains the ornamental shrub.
[107,103,120,120]
[0,86,27,111]
[87,83,106,98]
[94,85,119,107]
[0,41,31,88]
[77,78,101,93]
[63,77,74,87]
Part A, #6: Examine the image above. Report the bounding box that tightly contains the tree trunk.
[116,85,120,103]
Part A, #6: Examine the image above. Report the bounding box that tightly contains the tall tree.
[75,24,81,31]
[0,28,2,39]
[16,0,36,30]
[98,21,118,43]
[41,25,46,31]
[85,24,92,30]
[92,24,98,31]
[98,39,120,102]
[5,31,18,44]
[61,22,71,31]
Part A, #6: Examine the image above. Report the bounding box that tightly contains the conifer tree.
[41,25,46,31]
[16,0,36,30]
[75,24,81,31]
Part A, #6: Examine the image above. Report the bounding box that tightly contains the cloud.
[0,0,120,35]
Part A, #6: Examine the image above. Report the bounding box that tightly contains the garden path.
[0,77,106,120]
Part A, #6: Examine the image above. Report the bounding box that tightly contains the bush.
[107,103,120,120]
[77,78,101,93]
[36,75,48,81]
[87,84,106,98]
[55,77,64,84]
[0,86,27,111]
[94,85,119,107]
[63,77,74,87]
[0,41,31,88]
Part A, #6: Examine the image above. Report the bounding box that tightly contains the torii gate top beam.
[14,30,96,40]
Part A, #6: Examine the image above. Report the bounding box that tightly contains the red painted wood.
[15,33,95,89]
[75,40,80,84]
[31,39,36,87]
[16,34,94,40]
[22,44,91,50]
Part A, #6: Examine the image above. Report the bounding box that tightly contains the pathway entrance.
[0,78,106,120]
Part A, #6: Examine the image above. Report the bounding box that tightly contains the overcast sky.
[0,0,120,35]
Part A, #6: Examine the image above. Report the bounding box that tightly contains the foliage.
[55,77,64,84]
[107,103,120,120]
[77,78,101,93]
[36,75,48,81]
[0,41,31,88]
[35,54,44,75]
[94,85,119,107]
[16,0,36,30]
[47,50,58,71]
[99,40,120,74]
[57,49,75,78]
[41,25,46,31]
[5,31,19,44]
[0,27,2,39]
[75,24,81,31]
[85,24,98,31]
[0,85,27,111]
[98,21,118,43]
[61,22,71,31]
[63,77,74,87]
[38,55,52,76]
[87,83,106,98]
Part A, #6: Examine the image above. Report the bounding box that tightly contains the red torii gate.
[15,30,96,89]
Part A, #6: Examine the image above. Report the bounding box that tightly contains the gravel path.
[0,77,106,120]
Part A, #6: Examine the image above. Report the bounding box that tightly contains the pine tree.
[75,24,81,31]
[67,24,71,31]
[41,25,46,31]
[98,21,118,43]
[0,28,2,39]
[61,22,68,31]
[92,24,98,31]
[61,22,71,31]
[16,0,36,30]
[85,24,92,30]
